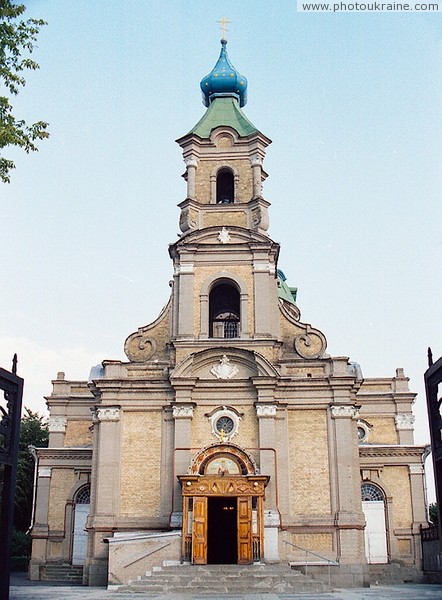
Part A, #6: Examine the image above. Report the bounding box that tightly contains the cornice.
[359,444,428,458]
[36,447,92,461]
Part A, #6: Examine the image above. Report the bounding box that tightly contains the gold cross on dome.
[217,17,231,40]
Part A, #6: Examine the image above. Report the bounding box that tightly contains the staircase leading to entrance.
[116,563,332,594]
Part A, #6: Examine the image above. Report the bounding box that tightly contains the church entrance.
[178,444,269,566]
[207,496,237,564]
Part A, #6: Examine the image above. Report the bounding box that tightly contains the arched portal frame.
[210,164,239,204]
[178,444,268,566]
[200,273,249,339]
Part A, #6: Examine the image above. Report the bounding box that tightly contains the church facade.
[30,41,428,588]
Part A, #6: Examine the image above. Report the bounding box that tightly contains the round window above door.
[208,406,241,442]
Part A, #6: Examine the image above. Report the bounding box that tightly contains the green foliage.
[429,502,439,527]
[12,527,31,557]
[0,0,48,183]
[14,407,48,532]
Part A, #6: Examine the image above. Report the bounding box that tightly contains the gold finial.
[217,17,231,40]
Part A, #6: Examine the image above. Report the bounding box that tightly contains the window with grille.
[361,483,384,502]
[75,485,91,504]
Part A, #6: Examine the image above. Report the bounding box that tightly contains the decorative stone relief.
[38,467,52,478]
[172,405,194,419]
[217,227,231,244]
[96,407,120,422]
[48,416,67,433]
[395,414,415,430]
[256,404,277,418]
[331,405,359,419]
[211,355,239,379]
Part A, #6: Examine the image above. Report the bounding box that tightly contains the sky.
[1,2,441,498]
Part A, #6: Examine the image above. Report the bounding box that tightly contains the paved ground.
[8,575,442,600]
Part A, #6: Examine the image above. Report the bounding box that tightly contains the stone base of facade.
[291,563,370,588]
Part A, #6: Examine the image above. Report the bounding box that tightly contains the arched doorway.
[361,482,388,564]
[178,444,268,565]
[72,485,90,566]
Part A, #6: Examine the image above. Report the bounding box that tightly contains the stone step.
[117,563,331,594]
[41,563,83,583]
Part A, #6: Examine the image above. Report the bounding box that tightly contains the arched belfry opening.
[216,168,234,203]
[209,281,240,338]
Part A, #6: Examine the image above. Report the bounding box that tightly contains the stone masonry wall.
[64,421,92,446]
[120,411,162,518]
[194,159,253,204]
[48,468,76,530]
[381,466,412,528]
[288,409,331,515]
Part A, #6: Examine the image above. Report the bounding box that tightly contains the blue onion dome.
[200,39,248,108]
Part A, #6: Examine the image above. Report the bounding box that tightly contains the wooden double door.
[179,474,268,565]
[192,495,253,564]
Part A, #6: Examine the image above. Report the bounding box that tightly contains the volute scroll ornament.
[294,327,327,359]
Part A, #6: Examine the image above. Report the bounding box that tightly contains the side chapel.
[30,39,428,588]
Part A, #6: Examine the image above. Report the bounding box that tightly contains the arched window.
[361,483,384,502]
[216,168,234,204]
[209,282,240,338]
[75,485,91,504]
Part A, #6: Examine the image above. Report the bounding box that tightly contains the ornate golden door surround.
[178,444,269,565]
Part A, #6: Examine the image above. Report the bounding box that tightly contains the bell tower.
[169,39,281,354]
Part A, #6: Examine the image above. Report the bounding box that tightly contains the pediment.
[170,347,279,381]
[174,226,272,248]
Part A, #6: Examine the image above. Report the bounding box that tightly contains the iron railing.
[283,540,338,588]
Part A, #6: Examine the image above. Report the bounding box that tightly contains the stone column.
[176,263,195,338]
[86,406,121,586]
[29,466,51,580]
[256,401,279,561]
[330,405,366,567]
[185,158,198,199]
[252,259,272,337]
[171,404,194,526]
[409,462,428,564]
[251,157,262,198]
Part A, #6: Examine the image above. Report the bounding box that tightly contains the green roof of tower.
[189,96,258,139]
